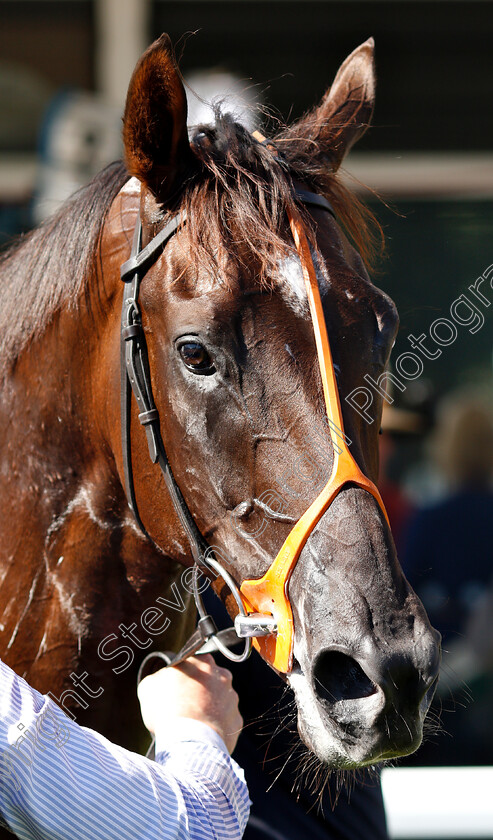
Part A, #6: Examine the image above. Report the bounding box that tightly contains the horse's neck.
[0,259,116,537]
[0,186,196,710]
[0,182,139,530]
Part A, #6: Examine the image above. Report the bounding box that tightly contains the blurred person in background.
[403,388,493,765]
[376,379,436,557]
[378,401,424,557]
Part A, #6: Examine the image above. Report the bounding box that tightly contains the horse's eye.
[177,340,215,375]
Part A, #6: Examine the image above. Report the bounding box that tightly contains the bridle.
[121,135,389,677]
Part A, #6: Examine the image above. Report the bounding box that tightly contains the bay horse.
[0,33,439,781]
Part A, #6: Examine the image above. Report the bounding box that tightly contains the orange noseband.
[239,197,389,674]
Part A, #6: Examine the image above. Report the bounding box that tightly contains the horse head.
[110,34,440,767]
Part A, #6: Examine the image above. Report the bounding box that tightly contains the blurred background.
[1,0,493,827]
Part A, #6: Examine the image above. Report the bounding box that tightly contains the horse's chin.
[288,668,426,768]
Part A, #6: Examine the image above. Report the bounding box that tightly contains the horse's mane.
[0,112,380,380]
[0,160,129,380]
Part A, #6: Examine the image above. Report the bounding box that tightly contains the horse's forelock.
[183,113,298,287]
[179,111,381,288]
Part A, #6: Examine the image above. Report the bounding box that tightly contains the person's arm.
[0,656,249,840]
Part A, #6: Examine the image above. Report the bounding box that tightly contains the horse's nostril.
[313,650,377,704]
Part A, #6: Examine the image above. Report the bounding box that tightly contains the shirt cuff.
[154,717,229,758]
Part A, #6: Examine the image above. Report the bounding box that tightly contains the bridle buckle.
[234,613,278,638]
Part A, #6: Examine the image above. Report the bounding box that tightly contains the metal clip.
[234,613,278,638]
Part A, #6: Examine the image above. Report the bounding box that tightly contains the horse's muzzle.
[295,627,441,765]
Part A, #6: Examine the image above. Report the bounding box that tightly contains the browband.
[294,189,335,216]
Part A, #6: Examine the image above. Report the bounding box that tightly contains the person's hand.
[137,654,243,754]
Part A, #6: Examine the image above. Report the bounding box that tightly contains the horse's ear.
[296,38,375,171]
[122,34,192,201]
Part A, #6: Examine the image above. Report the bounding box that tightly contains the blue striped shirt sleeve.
[0,659,250,840]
